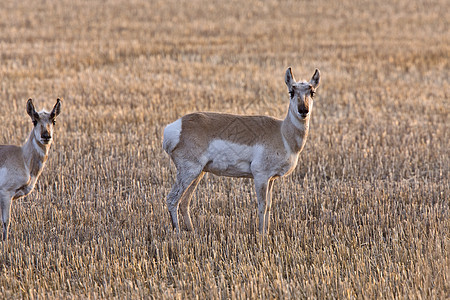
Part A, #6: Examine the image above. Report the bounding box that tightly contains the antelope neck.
[281,108,310,154]
[22,131,50,178]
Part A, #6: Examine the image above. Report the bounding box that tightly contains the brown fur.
[0,98,60,240]
[164,68,320,234]
[174,112,302,160]
[0,146,23,168]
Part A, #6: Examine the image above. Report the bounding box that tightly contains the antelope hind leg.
[179,172,204,231]
[166,169,203,233]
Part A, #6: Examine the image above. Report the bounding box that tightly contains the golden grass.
[0,0,448,298]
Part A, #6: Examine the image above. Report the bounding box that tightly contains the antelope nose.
[298,109,309,117]
[41,132,51,140]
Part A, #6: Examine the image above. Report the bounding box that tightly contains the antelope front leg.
[0,192,12,241]
[254,178,270,234]
[264,179,275,233]
[13,177,36,200]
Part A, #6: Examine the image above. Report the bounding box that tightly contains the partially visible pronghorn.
[0,99,61,240]
[163,67,321,234]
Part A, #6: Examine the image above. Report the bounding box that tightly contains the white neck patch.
[289,109,307,131]
[32,138,46,157]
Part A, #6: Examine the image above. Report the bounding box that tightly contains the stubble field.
[0,0,448,298]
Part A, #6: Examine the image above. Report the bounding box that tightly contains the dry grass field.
[0,0,448,298]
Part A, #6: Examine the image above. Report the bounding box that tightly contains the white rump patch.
[163,118,182,154]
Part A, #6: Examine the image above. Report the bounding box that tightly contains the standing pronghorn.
[0,99,61,240]
[163,67,321,234]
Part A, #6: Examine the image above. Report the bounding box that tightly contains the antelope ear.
[50,98,61,119]
[26,99,39,120]
[285,67,296,91]
[310,69,320,89]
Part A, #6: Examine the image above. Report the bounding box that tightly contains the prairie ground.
[0,0,448,298]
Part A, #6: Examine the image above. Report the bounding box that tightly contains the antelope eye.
[289,90,295,98]
[52,120,56,125]
[310,90,315,98]
[32,120,37,126]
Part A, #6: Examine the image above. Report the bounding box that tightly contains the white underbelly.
[202,140,260,178]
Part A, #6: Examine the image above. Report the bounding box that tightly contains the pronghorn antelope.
[0,99,61,240]
[163,67,321,234]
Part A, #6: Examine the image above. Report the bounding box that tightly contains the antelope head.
[285,68,321,120]
[26,98,61,145]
